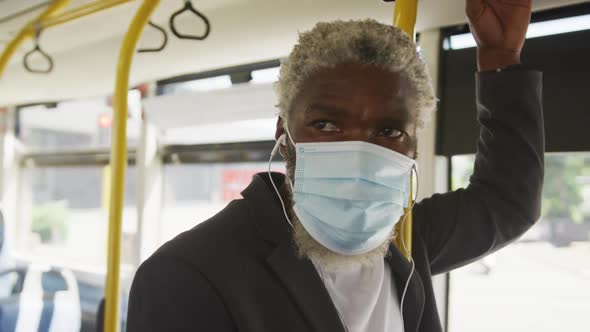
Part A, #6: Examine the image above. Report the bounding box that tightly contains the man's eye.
[312,120,340,132]
[380,128,404,139]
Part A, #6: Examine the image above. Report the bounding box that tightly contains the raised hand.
[466,0,532,71]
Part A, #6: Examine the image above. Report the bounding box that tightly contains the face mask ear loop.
[268,134,294,229]
[399,164,418,329]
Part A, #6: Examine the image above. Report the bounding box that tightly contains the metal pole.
[0,0,72,78]
[104,1,160,331]
[393,0,419,39]
[41,0,136,29]
[392,0,419,261]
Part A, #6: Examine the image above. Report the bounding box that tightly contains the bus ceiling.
[1,0,588,105]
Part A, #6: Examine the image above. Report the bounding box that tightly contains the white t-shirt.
[313,260,405,332]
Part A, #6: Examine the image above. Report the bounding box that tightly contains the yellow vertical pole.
[104,1,160,331]
[0,0,72,78]
[393,0,418,39]
[396,175,414,260]
[392,0,418,261]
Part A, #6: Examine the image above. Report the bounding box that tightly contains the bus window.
[17,91,142,151]
[160,161,285,245]
[448,152,590,332]
[18,166,138,269]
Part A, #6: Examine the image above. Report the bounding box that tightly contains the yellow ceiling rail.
[392,0,418,261]
[104,1,160,331]
[0,0,136,79]
[41,0,136,29]
[0,0,72,78]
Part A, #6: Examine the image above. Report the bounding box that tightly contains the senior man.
[127,0,543,331]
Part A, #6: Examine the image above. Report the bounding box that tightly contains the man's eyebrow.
[375,113,410,125]
[305,103,350,116]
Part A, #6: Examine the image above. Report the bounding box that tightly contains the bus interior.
[0,0,589,331]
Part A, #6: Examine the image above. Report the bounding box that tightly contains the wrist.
[477,48,521,72]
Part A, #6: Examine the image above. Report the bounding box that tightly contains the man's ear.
[275,117,285,141]
[275,117,287,157]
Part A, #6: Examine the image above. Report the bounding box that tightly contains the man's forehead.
[301,64,409,90]
[308,79,408,97]
[299,74,412,104]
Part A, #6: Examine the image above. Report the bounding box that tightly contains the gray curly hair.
[275,19,436,130]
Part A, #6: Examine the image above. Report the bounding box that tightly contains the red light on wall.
[98,114,112,128]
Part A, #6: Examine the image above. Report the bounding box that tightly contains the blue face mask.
[269,127,417,256]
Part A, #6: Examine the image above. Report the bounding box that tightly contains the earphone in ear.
[278,133,287,146]
[268,132,295,229]
[271,134,287,157]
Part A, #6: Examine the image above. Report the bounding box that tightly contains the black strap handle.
[23,24,54,74]
[138,21,169,53]
[169,0,210,41]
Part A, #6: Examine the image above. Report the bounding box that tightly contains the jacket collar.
[242,173,346,332]
[241,173,425,332]
[241,172,292,245]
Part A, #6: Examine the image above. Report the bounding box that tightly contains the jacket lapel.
[267,240,346,332]
[386,245,425,332]
[243,173,345,332]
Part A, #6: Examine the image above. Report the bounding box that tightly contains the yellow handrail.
[104,1,160,331]
[42,0,136,29]
[0,0,72,78]
[0,0,136,79]
[392,0,418,261]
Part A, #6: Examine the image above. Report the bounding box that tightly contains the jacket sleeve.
[126,253,237,332]
[413,69,544,275]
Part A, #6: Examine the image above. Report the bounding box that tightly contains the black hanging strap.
[138,21,169,53]
[169,0,211,41]
[23,23,54,74]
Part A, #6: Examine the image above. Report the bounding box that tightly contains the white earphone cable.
[268,134,294,229]
[399,165,418,330]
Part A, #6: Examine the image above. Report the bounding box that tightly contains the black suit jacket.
[127,70,544,332]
